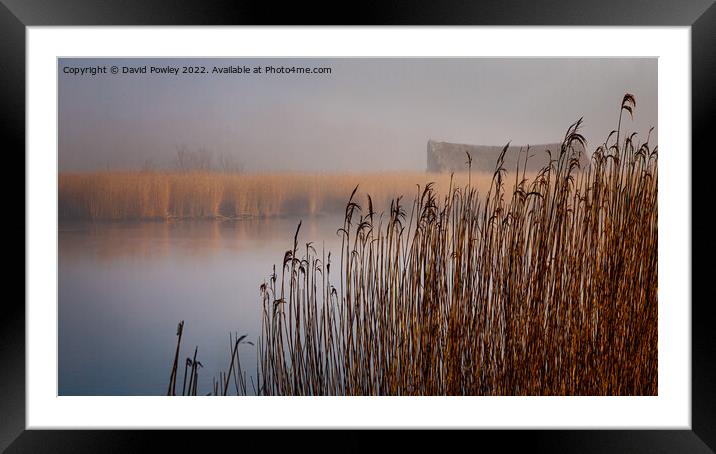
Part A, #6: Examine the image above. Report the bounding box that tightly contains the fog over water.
[59,58,657,173]
[58,57,658,395]
[59,217,344,395]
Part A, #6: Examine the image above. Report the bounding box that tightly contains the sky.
[58,58,657,172]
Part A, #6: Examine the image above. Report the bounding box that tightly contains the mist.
[58,57,657,172]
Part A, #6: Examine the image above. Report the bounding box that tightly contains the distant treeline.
[135,145,245,173]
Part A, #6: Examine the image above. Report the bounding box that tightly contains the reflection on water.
[59,216,343,395]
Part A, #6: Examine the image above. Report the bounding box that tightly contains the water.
[58,216,343,395]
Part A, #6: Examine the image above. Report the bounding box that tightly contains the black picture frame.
[6,0,714,452]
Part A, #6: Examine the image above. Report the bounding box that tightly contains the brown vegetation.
[256,95,658,395]
[59,171,498,221]
[167,95,657,396]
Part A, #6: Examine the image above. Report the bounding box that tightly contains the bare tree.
[175,144,189,172]
[174,145,220,172]
[218,151,244,173]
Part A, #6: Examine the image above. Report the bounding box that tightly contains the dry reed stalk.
[166,320,183,396]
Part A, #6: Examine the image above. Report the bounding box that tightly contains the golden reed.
[257,95,657,396]
[59,171,497,221]
[167,95,657,396]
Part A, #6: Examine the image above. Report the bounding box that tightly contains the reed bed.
[59,171,496,221]
[256,96,658,396]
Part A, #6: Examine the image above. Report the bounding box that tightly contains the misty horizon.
[58,57,657,173]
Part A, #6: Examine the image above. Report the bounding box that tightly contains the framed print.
[7,0,715,451]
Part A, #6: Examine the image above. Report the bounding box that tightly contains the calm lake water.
[58,216,343,395]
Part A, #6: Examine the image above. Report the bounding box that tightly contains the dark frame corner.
[6,0,715,452]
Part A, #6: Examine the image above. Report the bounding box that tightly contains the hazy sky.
[58,58,657,172]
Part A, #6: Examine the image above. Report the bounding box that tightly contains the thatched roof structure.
[427,140,587,173]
